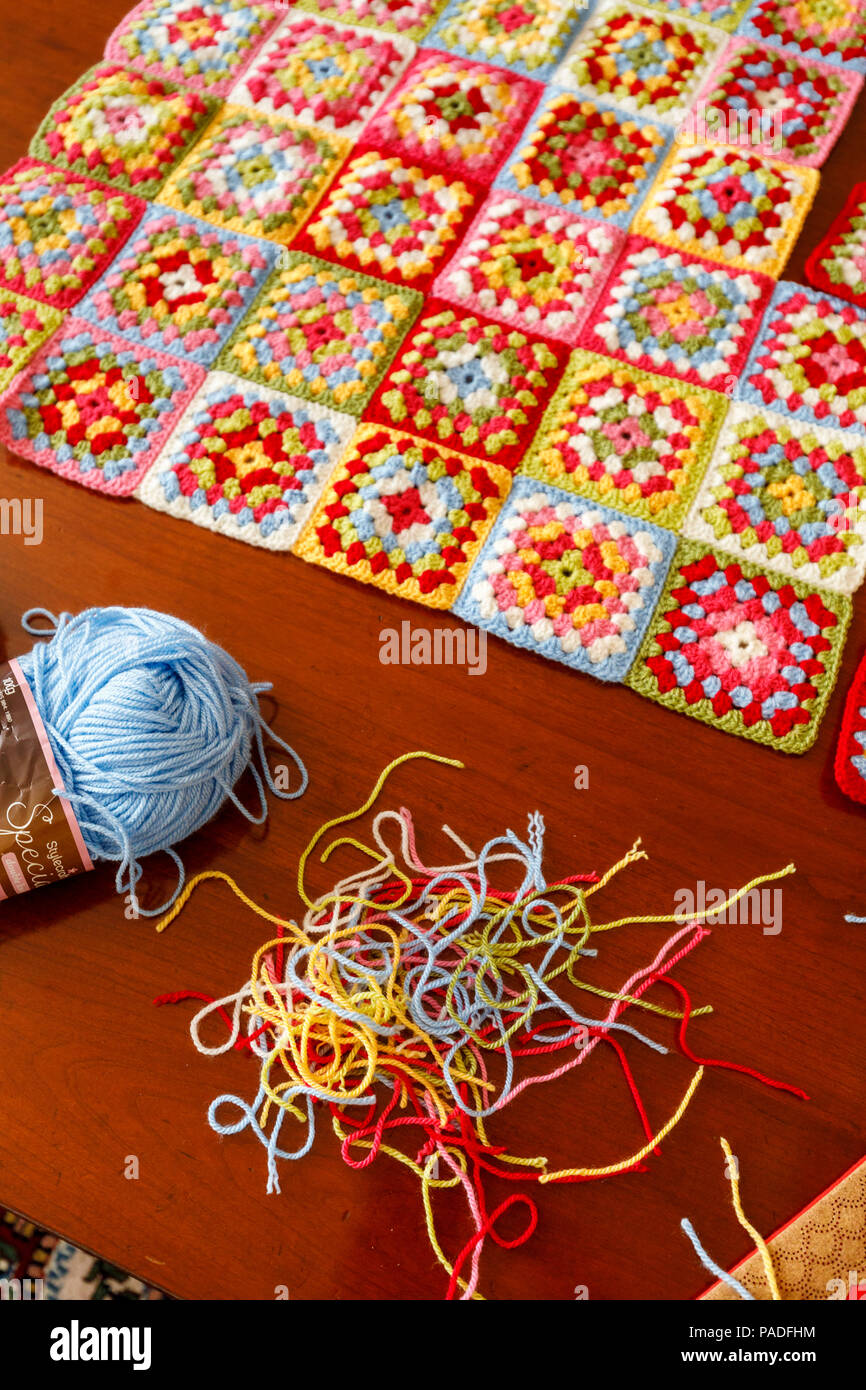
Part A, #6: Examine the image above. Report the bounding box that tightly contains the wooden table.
[1,0,864,1302]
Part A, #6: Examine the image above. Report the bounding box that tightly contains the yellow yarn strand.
[720,1136,782,1301]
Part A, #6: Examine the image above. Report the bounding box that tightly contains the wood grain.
[0,0,864,1301]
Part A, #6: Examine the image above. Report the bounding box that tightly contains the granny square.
[737,282,866,434]
[581,236,773,391]
[739,0,866,72]
[294,421,512,606]
[137,370,356,550]
[293,148,478,285]
[218,253,422,416]
[229,15,413,136]
[834,648,866,802]
[30,64,217,201]
[519,348,727,527]
[431,192,625,345]
[626,539,851,751]
[368,301,565,466]
[452,475,677,679]
[361,51,542,182]
[157,105,350,245]
[632,141,819,276]
[0,289,62,394]
[497,89,672,226]
[639,0,752,31]
[0,317,204,496]
[0,159,146,310]
[553,1,725,124]
[683,403,866,593]
[105,0,283,96]
[689,39,863,168]
[294,0,449,40]
[428,0,587,80]
[805,181,866,308]
[76,204,278,368]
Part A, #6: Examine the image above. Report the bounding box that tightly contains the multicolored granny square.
[292,0,449,41]
[581,236,773,391]
[626,539,851,751]
[30,64,216,201]
[453,475,677,678]
[432,193,624,345]
[294,149,477,285]
[362,51,542,181]
[519,349,727,527]
[689,39,862,167]
[218,253,422,415]
[834,647,866,802]
[369,302,564,466]
[428,0,585,79]
[641,0,751,28]
[105,0,282,95]
[554,2,724,123]
[295,422,512,605]
[137,370,356,550]
[805,181,866,308]
[229,15,413,135]
[684,403,866,593]
[0,160,145,310]
[740,0,866,72]
[157,106,349,244]
[737,282,866,434]
[498,90,672,226]
[0,289,62,393]
[76,205,278,367]
[632,141,819,276]
[0,317,203,495]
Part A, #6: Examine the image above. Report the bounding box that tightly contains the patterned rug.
[0,1207,168,1300]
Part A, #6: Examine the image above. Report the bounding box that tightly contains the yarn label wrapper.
[0,659,93,899]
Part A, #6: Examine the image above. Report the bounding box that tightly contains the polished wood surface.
[1,0,864,1301]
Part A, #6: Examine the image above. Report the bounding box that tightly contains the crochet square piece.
[632,141,819,276]
[553,1,725,124]
[0,160,146,311]
[368,300,565,467]
[294,422,512,606]
[497,89,672,226]
[737,282,866,434]
[835,650,866,803]
[805,181,866,309]
[291,0,449,41]
[639,0,752,31]
[104,0,283,96]
[431,192,625,345]
[739,0,866,72]
[229,15,413,136]
[690,40,862,168]
[360,51,543,182]
[137,370,356,550]
[75,204,279,368]
[0,290,62,394]
[427,0,586,80]
[580,236,773,392]
[518,348,727,528]
[293,147,479,286]
[625,538,852,751]
[157,106,350,245]
[0,316,204,496]
[683,403,866,594]
[217,253,422,416]
[30,64,217,201]
[452,475,677,679]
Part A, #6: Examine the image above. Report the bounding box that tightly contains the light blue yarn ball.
[17,606,306,915]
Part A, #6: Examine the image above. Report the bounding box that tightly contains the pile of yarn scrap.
[155,752,807,1300]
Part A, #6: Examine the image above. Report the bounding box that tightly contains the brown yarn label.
[0,659,92,899]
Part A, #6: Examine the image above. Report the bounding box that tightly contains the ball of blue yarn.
[17,606,307,916]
